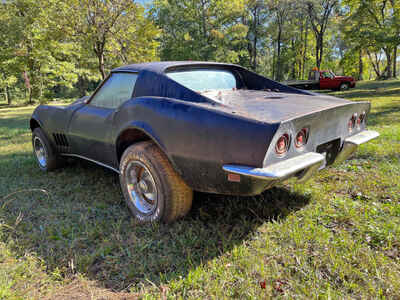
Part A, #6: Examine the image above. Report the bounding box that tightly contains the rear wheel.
[32,128,62,171]
[339,82,350,91]
[119,141,193,223]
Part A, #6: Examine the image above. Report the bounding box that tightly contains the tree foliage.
[0,0,398,104]
[151,0,249,65]
[343,0,399,79]
[62,0,160,79]
[0,0,159,103]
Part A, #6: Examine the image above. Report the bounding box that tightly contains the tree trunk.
[393,46,397,78]
[272,43,276,79]
[383,47,392,79]
[367,50,381,78]
[200,0,207,60]
[98,53,106,80]
[252,35,257,71]
[252,8,258,71]
[315,33,323,70]
[298,21,304,79]
[302,20,308,79]
[276,27,282,81]
[319,35,323,70]
[358,48,363,80]
[28,87,33,104]
[6,86,11,105]
[3,87,8,104]
[291,38,296,79]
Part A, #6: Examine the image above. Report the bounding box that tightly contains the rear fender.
[114,121,169,164]
[113,97,278,193]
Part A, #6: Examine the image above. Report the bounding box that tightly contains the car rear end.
[223,100,379,190]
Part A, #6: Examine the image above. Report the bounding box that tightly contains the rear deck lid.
[203,89,353,123]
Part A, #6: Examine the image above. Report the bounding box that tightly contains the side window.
[322,72,333,79]
[90,73,138,109]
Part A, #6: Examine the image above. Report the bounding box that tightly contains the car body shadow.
[1,157,310,291]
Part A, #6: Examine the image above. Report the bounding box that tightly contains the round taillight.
[295,128,308,148]
[275,133,290,155]
[348,114,357,132]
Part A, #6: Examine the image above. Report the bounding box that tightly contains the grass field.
[0,80,399,299]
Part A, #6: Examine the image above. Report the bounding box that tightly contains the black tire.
[339,82,350,91]
[119,141,193,223]
[32,128,62,171]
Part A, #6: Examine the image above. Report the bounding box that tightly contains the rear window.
[166,69,237,92]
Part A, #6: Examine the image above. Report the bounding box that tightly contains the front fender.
[30,105,53,136]
[30,115,44,131]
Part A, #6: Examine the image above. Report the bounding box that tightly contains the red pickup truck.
[284,70,356,91]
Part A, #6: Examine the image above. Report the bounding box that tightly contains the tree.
[1,0,80,103]
[152,0,249,64]
[60,0,160,79]
[305,0,338,70]
[245,0,268,70]
[267,0,293,80]
[0,2,18,104]
[343,0,400,79]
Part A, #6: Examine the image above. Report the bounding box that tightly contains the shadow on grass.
[0,98,312,292]
[0,157,311,291]
[366,101,400,126]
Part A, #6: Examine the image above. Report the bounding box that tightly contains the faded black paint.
[30,61,370,195]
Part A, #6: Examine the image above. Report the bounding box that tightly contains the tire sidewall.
[32,128,52,171]
[119,145,166,223]
[340,83,349,91]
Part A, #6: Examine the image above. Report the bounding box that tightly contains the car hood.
[202,89,355,123]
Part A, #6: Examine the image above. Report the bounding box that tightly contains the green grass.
[0,80,399,299]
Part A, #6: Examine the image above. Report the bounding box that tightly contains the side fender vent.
[53,133,69,147]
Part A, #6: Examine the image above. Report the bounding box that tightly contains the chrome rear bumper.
[334,130,379,164]
[223,152,324,182]
[223,130,379,183]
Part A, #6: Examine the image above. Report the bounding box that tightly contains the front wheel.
[32,128,62,171]
[119,141,193,223]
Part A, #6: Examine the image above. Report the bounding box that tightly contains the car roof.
[112,61,240,74]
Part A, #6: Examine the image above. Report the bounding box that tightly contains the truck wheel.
[339,83,350,91]
[32,128,62,171]
[119,141,193,223]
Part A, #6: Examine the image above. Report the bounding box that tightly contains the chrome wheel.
[340,83,350,91]
[34,136,47,168]
[125,161,158,214]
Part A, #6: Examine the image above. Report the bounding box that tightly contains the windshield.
[166,69,237,92]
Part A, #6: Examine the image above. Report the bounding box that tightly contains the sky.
[137,0,150,5]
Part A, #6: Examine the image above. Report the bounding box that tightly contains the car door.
[68,72,138,167]
[319,71,335,89]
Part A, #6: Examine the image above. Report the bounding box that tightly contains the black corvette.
[30,61,379,223]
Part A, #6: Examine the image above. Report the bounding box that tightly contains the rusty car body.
[30,61,379,223]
